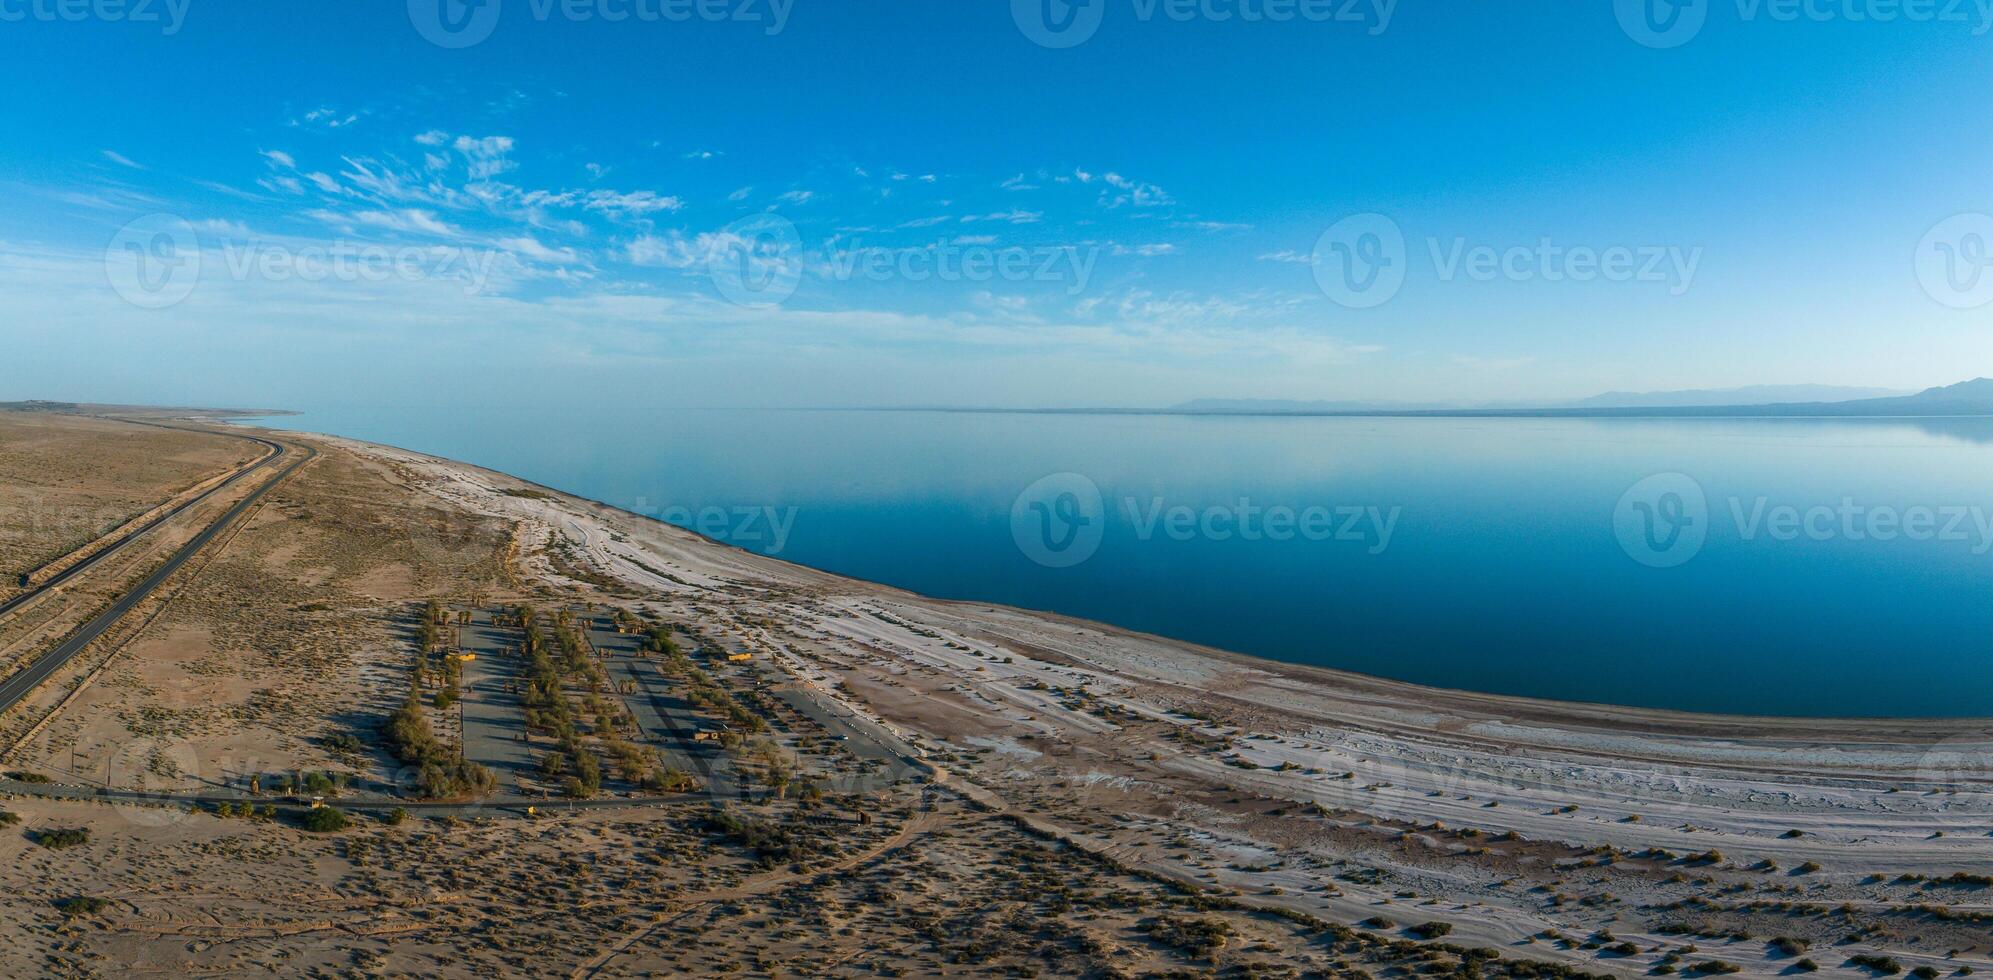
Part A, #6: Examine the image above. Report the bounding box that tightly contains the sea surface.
[253,409,1993,718]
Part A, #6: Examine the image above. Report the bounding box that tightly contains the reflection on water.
[255,408,1993,718]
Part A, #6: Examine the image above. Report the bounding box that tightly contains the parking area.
[437,604,908,802]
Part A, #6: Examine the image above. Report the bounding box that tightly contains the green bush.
[299,807,349,833]
[53,896,109,917]
[383,807,409,826]
[33,828,89,849]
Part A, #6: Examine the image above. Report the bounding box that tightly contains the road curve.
[0,427,286,622]
[0,441,314,717]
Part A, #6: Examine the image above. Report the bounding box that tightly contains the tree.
[300,807,349,833]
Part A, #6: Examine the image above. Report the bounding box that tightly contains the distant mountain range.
[1560,384,1903,409]
[1167,380,1993,417]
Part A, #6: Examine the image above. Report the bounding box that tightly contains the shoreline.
[253,422,1993,733]
[205,422,1993,976]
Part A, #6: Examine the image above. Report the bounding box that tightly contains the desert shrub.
[702,808,833,868]
[383,807,409,826]
[299,807,349,833]
[1850,954,1904,976]
[33,828,89,849]
[1409,921,1454,939]
[1140,915,1235,960]
[53,896,109,917]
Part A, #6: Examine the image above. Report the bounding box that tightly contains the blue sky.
[1,1,1991,411]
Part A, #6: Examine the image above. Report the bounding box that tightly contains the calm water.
[254,409,1993,718]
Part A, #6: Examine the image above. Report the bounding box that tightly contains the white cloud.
[1100,171,1173,208]
[195,218,253,238]
[309,208,461,237]
[776,190,816,205]
[101,150,143,169]
[261,149,296,170]
[1257,250,1312,264]
[728,186,753,202]
[498,236,580,264]
[961,209,1042,224]
[296,107,361,129]
[453,135,517,180]
[583,189,683,218]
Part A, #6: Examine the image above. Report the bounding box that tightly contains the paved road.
[0,442,312,717]
[608,654,739,793]
[0,427,284,621]
[456,616,540,787]
[774,685,926,793]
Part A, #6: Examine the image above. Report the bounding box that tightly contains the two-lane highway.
[0,427,286,622]
[0,440,314,716]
